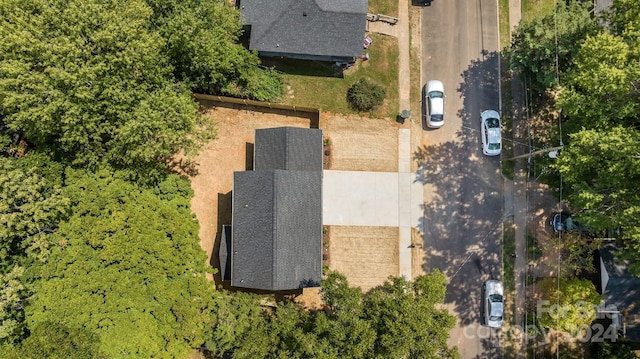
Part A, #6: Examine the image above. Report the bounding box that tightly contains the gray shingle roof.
[240,0,367,60]
[600,243,640,341]
[255,127,323,171]
[232,170,322,290]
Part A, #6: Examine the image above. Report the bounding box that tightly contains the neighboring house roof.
[594,0,612,16]
[599,243,640,341]
[239,0,367,61]
[227,127,323,291]
[255,127,323,171]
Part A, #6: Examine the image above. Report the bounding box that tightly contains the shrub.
[347,78,386,111]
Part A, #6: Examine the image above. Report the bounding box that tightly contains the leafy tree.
[552,126,640,272]
[364,271,458,359]
[2,321,106,359]
[147,0,283,101]
[552,232,602,276]
[603,0,640,41]
[204,291,266,356]
[510,0,599,92]
[0,0,208,172]
[591,339,639,359]
[0,157,70,269]
[537,277,600,334]
[26,168,215,358]
[0,266,27,344]
[557,33,640,132]
[231,302,322,359]
[314,272,376,359]
[347,78,387,112]
[215,271,457,359]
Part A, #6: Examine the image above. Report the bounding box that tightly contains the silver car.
[481,110,502,156]
[425,80,445,128]
[483,280,504,328]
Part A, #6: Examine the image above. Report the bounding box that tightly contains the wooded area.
[511,0,640,268]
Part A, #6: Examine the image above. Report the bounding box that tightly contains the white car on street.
[483,280,504,328]
[481,110,502,156]
[424,80,445,128]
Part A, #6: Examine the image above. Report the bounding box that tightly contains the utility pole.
[505,145,564,161]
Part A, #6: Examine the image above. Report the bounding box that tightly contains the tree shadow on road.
[412,51,503,327]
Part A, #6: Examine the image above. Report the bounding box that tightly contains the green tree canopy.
[25,168,215,358]
[3,321,106,359]
[537,277,600,334]
[364,271,457,359]
[510,0,599,92]
[146,0,283,101]
[0,0,205,172]
[0,266,27,344]
[557,33,640,132]
[604,0,640,41]
[218,271,458,359]
[553,126,640,272]
[0,157,70,269]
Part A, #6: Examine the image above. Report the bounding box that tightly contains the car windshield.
[431,114,443,121]
[489,143,501,150]
[486,118,500,128]
[489,294,503,302]
[490,315,503,321]
[565,217,577,230]
[429,91,444,99]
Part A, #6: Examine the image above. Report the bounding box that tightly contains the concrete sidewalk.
[368,0,416,280]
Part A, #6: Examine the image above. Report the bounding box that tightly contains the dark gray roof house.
[224,127,323,291]
[598,243,640,341]
[238,0,368,62]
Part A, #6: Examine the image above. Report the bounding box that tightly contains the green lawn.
[521,0,556,23]
[279,33,399,119]
[499,0,511,50]
[369,0,398,17]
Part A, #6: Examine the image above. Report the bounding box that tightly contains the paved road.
[419,0,502,357]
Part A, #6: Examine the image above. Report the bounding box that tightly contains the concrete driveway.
[323,170,400,226]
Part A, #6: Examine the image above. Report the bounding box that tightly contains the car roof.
[430,97,444,115]
[427,80,444,93]
[487,128,501,144]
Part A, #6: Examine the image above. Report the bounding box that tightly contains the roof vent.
[303,11,307,16]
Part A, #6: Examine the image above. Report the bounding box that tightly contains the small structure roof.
[255,127,323,171]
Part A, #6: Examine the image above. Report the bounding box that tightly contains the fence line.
[192,93,320,114]
[192,93,322,128]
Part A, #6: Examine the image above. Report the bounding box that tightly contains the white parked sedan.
[425,80,445,128]
[483,280,504,328]
[481,110,502,156]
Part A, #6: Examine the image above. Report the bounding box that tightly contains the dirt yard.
[322,114,401,172]
[187,101,402,292]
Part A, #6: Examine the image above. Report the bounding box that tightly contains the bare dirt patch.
[329,226,399,292]
[322,114,401,172]
[188,102,313,279]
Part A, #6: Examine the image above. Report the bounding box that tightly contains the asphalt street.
[420,0,503,357]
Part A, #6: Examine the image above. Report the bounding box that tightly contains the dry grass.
[322,114,401,172]
[329,226,400,292]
